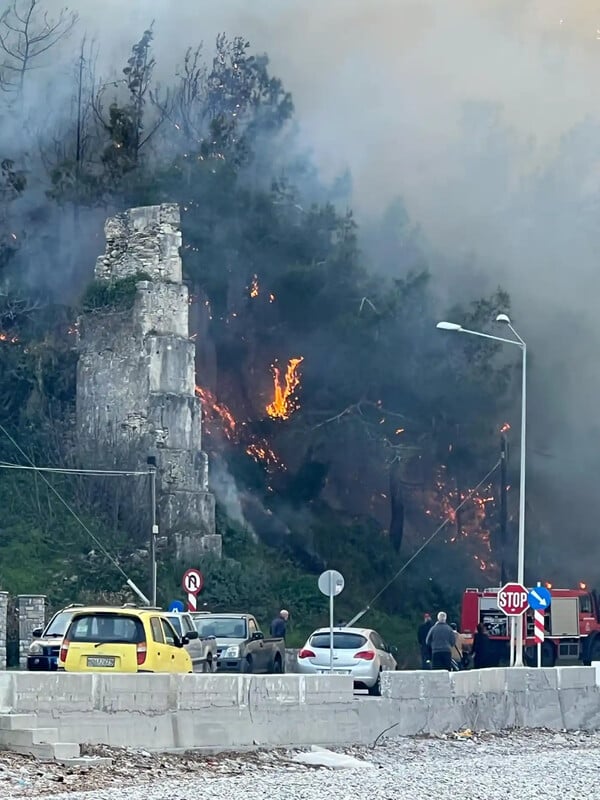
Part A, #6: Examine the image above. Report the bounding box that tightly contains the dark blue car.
[26,606,82,671]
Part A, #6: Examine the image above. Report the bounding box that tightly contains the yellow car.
[58,605,193,673]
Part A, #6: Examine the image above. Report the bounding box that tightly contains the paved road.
[7,729,600,800]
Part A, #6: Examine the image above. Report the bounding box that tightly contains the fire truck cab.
[461,587,600,667]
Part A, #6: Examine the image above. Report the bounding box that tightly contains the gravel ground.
[2,729,600,800]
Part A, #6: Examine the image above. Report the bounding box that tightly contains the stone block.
[560,687,600,729]
[504,667,532,692]
[176,674,242,710]
[18,595,46,669]
[0,714,37,730]
[557,666,595,690]
[135,282,189,338]
[97,674,172,713]
[452,668,481,697]
[0,592,8,671]
[380,670,422,700]
[251,675,303,705]
[147,336,195,395]
[422,670,452,699]
[12,673,94,713]
[147,393,202,451]
[303,675,353,704]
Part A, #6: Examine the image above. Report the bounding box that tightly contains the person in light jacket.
[425,611,456,671]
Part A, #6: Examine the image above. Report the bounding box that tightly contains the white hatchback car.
[296,627,397,695]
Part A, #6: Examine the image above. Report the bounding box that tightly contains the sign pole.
[329,572,334,672]
[509,617,515,666]
[536,580,542,668]
[317,569,345,675]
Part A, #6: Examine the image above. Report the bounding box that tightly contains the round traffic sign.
[168,600,185,613]
[182,568,204,595]
[527,586,552,611]
[318,569,345,598]
[497,581,528,616]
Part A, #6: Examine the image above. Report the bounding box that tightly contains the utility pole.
[147,457,158,606]
[499,428,508,586]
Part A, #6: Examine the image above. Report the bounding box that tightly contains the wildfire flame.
[195,385,284,470]
[195,386,237,439]
[266,357,304,420]
[0,332,18,343]
[249,274,259,298]
[427,466,498,576]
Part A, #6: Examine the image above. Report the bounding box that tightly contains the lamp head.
[496,313,511,324]
[436,321,463,332]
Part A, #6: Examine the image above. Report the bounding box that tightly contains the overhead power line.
[0,462,151,477]
[0,422,150,605]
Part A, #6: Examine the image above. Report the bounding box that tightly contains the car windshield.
[68,614,145,644]
[166,616,182,636]
[44,611,75,637]
[310,632,367,650]
[194,617,247,639]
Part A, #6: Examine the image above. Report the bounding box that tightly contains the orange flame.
[0,332,18,343]
[249,275,259,298]
[195,386,236,438]
[266,357,304,420]
[195,385,285,470]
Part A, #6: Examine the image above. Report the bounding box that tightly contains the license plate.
[86,656,115,668]
[318,668,351,674]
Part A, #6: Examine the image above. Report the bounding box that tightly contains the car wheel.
[271,656,282,674]
[367,671,382,697]
[242,656,253,674]
[203,656,213,674]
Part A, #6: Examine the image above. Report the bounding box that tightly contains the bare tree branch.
[0,0,78,94]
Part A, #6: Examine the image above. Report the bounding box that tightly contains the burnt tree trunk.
[389,460,405,552]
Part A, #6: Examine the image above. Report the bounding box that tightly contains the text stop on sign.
[497,582,528,616]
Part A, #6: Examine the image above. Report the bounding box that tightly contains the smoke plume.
[7,1,600,581]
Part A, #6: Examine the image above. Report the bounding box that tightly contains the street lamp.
[437,313,527,667]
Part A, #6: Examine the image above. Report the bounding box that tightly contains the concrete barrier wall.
[0,667,599,752]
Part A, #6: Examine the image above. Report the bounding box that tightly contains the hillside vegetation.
[0,13,519,662]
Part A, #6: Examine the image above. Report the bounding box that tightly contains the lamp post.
[436,314,527,667]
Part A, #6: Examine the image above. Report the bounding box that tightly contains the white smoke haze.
[10,0,600,578]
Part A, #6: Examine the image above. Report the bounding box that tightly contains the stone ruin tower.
[76,203,219,560]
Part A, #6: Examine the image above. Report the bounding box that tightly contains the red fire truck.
[460,586,600,667]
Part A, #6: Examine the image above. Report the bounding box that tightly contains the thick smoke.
[11,1,600,580]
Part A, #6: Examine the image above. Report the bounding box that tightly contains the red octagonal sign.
[497,582,528,616]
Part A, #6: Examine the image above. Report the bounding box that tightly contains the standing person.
[425,611,455,671]
[450,622,463,670]
[270,609,289,640]
[417,613,434,669]
[472,622,491,669]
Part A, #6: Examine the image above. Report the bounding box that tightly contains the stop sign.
[497,582,528,616]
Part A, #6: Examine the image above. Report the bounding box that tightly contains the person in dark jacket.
[270,609,289,639]
[425,611,456,670]
[417,613,434,669]
[472,622,492,669]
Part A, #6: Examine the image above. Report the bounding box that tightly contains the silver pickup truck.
[164,611,217,672]
[191,613,286,674]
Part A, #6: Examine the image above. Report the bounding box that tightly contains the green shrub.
[81,272,151,312]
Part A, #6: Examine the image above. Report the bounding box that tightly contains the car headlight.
[28,642,43,655]
[222,645,239,658]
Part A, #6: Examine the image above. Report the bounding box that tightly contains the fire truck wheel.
[541,641,556,667]
[585,636,600,665]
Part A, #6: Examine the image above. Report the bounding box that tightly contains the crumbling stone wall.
[18,594,46,669]
[0,592,7,670]
[76,204,219,560]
